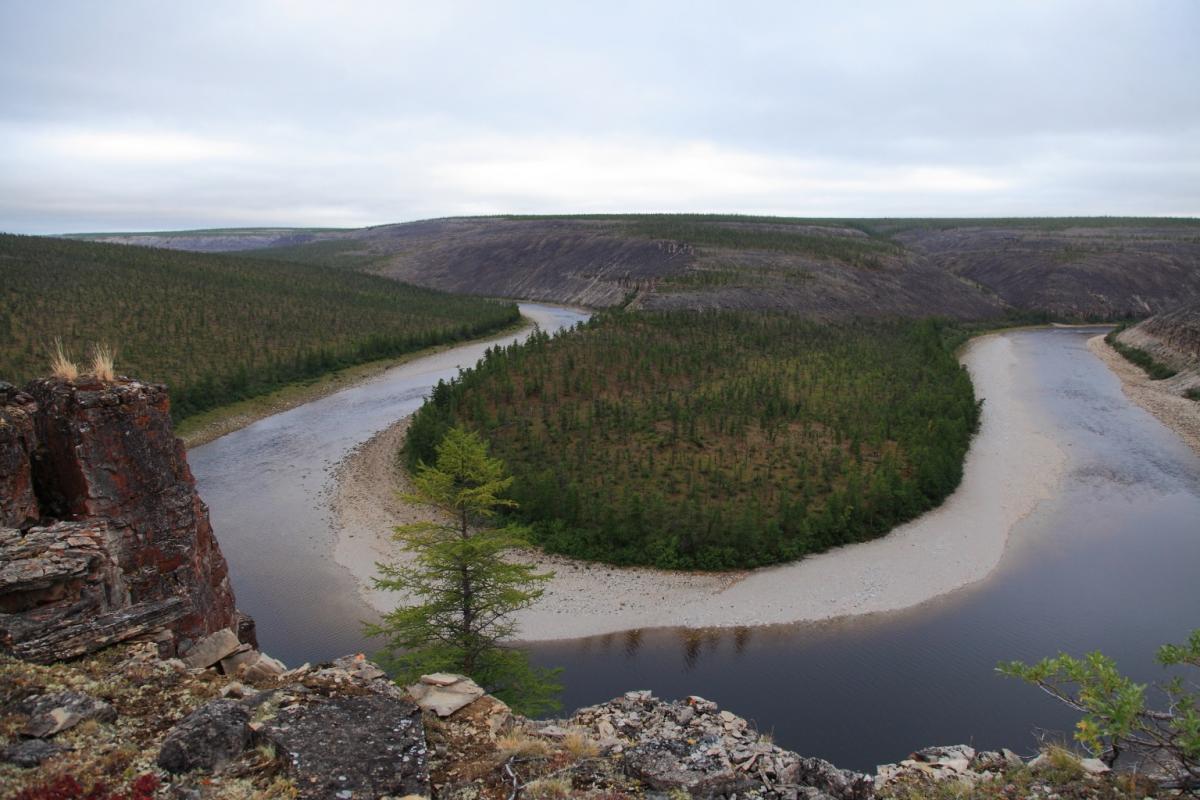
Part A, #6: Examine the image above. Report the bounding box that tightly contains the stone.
[419,672,462,686]
[19,691,117,738]
[182,628,242,669]
[156,699,252,773]
[218,645,257,675]
[1079,757,1111,776]
[625,739,753,798]
[779,756,875,800]
[237,652,286,682]
[406,673,485,717]
[261,694,429,799]
[2,738,70,767]
[912,744,976,764]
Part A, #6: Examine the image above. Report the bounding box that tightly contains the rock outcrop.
[0,376,248,662]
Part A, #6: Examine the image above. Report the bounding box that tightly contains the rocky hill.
[73,216,1200,320]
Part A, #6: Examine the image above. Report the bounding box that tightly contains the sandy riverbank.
[332,332,1066,641]
[1087,335,1200,457]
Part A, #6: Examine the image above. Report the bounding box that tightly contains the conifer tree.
[367,426,560,714]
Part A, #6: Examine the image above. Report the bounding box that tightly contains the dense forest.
[0,234,519,420]
[406,310,980,570]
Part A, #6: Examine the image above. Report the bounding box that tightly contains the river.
[192,322,1200,773]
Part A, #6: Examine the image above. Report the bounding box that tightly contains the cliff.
[1115,300,1200,395]
[0,377,250,661]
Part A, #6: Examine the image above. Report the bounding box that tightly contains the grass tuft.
[90,343,117,382]
[495,732,551,761]
[49,337,79,382]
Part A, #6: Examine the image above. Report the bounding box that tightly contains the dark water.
[529,327,1200,770]
[195,324,1200,773]
[190,303,590,662]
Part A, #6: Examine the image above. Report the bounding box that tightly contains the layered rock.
[0,382,40,529]
[0,376,246,661]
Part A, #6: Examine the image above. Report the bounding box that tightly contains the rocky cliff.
[1116,300,1200,383]
[0,377,249,662]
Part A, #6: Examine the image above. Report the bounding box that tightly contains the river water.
[193,322,1200,773]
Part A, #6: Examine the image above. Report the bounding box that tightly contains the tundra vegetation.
[0,234,519,421]
[1105,326,1179,380]
[406,310,980,570]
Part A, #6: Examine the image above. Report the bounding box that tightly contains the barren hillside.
[73,215,1200,320]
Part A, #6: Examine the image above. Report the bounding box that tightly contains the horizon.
[2,1,1198,233]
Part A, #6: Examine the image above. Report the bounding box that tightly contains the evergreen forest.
[406,310,981,570]
[0,234,519,420]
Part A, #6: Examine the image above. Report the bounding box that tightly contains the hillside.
[1116,300,1200,374]
[74,215,1200,320]
[404,311,979,570]
[0,234,519,420]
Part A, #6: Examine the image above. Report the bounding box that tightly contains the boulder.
[624,739,754,797]
[156,699,252,773]
[2,739,70,768]
[261,694,429,799]
[19,691,117,738]
[406,673,485,717]
[236,651,286,683]
[181,628,242,669]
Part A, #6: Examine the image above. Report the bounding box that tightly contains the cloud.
[0,1,1196,232]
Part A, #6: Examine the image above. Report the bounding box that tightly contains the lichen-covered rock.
[1,377,250,662]
[2,738,70,767]
[156,698,252,773]
[18,690,117,738]
[24,377,237,648]
[261,694,429,799]
[562,691,874,800]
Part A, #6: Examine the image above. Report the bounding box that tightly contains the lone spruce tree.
[367,426,560,714]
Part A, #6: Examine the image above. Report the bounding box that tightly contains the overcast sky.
[1,1,1197,233]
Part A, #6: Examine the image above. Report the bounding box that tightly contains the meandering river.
[193,321,1200,772]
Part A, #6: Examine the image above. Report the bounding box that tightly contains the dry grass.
[562,730,601,760]
[522,776,573,799]
[49,337,79,381]
[496,731,551,761]
[90,342,117,382]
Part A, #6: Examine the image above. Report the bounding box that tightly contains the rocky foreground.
[0,642,1174,800]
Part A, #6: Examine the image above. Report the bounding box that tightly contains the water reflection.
[529,328,1200,771]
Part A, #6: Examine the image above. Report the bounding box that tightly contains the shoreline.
[331,330,1067,642]
[178,314,531,449]
[1086,334,1200,457]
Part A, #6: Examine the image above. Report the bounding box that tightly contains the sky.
[1,0,1197,233]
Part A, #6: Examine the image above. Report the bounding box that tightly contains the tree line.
[0,234,519,420]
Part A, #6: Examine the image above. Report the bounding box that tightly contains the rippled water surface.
[195,325,1200,772]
